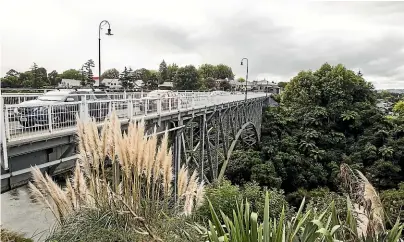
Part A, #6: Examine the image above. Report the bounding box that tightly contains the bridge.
[0,91,271,192]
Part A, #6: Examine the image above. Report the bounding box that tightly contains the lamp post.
[240,58,248,101]
[98,20,113,86]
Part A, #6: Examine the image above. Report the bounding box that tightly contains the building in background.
[101,79,121,89]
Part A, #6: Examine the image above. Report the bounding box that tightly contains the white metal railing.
[2,92,266,142]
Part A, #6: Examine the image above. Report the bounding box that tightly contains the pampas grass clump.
[29,112,204,238]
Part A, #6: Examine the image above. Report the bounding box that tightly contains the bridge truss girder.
[174,99,263,183]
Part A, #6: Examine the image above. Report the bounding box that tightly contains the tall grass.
[29,112,204,239]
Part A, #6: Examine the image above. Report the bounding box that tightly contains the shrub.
[381,182,404,226]
[196,180,240,223]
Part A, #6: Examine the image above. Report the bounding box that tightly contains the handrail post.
[145,99,148,116]
[47,105,53,133]
[157,97,162,114]
[1,98,9,170]
[169,98,172,112]
[128,99,133,119]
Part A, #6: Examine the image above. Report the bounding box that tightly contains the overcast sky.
[1,0,404,89]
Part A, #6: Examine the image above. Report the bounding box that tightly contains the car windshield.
[38,95,67,101]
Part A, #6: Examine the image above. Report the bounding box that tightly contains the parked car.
[141,90,182,112]
[15,89,110,127]
[210,91,227,96]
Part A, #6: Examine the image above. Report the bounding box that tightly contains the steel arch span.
[173,99,263,183]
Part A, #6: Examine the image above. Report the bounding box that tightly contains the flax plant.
[29,112,204,237]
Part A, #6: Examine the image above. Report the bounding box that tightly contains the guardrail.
[2,92,258,143]
[1,91,217,105]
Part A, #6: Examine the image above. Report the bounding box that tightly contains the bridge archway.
[217,121,260,181]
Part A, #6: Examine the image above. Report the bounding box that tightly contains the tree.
[257,63,400,193]
[158,60,168,84]
[204,77,216,90]
[19,71,34,87]
[48,70,62,86]
[167,63,179,82]
[48,70,61,86]
[219,80,231,91]
[215,64,234,80]
[393,100,404,115]
[119,67,133,89]
[133,68,158,90]
[277,81,288,89]
[198,64,217,80]
[60,69,81,80]
[101,68,119,81]
[82,59,95,86]
[1,69,21,88]
[30,63,47,88]
[237,77,245,83]
[173,65,200,90]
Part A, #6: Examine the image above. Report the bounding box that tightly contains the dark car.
[15,89,110,127]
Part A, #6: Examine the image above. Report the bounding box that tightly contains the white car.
[210,91,227,96]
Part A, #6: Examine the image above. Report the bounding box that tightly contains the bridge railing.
[3,92,256,142]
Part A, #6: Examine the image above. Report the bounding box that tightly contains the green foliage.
[237,77,245,83]
[119,66,133,89]
[260,63,404,193]
[48,70,61,86]
[47,208,200,242]
[206,192,404,242]
[174,65,200,90]
[30,62,48,88]
[219,80,231,91]
[215,64,234,80]
[167,63,179,82]
[393,100,404,115]
[60,69,81,80]
[198,64,217,80]
[277,81,288,89]
[197,180,240,222]
[158,60,169,84]
[133,68,159,90]
[101,68,120,80]
[81,59,95,86]
[196,180,290,224]
[381,182,404,225]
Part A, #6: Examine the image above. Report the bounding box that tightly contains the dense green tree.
[81,59,95,86]
[48,70,61,86]
[173,65,200,90]
[258,63,404,193]
[167,63,178,82]
[60,69,81,80]
[101,68,119,81]
[215,64,234,80]
[30,63,48,87]
[119,67,133,89]
[237,77,245,83]
[1,69,21,87]
[205,77,216,90]
[277,81,288,89]
[219,80,231,91]
[393,100,404,115]
[158,60,168,84]
[198,64,217,80]
[133,68,158,90]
